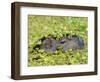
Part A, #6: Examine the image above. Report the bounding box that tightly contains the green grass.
[28,15,88,67]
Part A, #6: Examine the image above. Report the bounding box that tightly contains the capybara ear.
[77,37,84,48]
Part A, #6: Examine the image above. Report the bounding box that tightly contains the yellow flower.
[64,26,67,30]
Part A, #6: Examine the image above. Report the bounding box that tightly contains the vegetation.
[28,15,88,66]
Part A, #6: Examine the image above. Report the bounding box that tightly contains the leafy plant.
[28,16,88,66]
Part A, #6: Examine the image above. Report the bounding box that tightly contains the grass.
[28,15,88,67]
